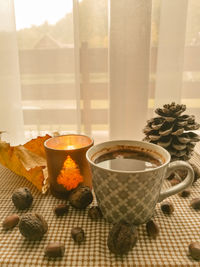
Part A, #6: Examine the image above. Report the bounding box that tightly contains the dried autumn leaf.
[0,135,51,193]
[24,134,51,158]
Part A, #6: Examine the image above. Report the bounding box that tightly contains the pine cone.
[143,102,200,161]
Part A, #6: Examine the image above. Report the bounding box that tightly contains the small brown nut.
[45,242,65,258]
[107,221,138,255]
[71,227,85,243]
[88,206,103,220]
[19,213,48,240]
[69,186,93,209]
[191,198,200,210]
[189,242,200,260]
[12,187,33,210]
[161,201,174,215]
[146,219,159,239]
[54,204,69,216]
[167,172,176,180]
[170,178,181,186]
[2,214,19,230]
[179,189,191,198]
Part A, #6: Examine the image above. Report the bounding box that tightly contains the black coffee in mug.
[87,140,194,224]
[94,148,162,171]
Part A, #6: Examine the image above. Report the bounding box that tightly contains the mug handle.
[158,161,194,203]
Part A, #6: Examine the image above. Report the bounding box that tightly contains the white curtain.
[0,0,24,145]
[154,0,188,107]
[0,0,200,145]
[109,0,151,140]
[154,0,200,125]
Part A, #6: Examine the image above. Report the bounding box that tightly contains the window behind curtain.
[14,0,109,143]
[182,0,200,122]
[14,0,200,142]
[149,0,200,123]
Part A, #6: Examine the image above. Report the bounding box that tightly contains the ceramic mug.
[86,140,194,225]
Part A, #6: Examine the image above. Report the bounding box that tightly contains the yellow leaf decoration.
[24,134,51,158]
[0,135,51,193]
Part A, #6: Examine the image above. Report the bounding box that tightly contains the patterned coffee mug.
[86,140,194,224]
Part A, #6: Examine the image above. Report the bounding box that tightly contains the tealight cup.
[44,134,93,199]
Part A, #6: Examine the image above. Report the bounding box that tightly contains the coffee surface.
[94,149,162,171]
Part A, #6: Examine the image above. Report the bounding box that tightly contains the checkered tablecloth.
[1,147,200,266]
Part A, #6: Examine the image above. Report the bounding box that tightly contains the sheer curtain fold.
[72,0,81,134]
[154,0,188,108]
[0,0,24,145]
[109,0,152,140]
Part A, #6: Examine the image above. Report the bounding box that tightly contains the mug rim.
[44,134,94,151]
[86,139,170,174]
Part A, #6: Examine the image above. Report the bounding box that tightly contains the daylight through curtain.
[0,0,200,145]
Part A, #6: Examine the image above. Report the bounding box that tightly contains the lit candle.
[44,134,93,199]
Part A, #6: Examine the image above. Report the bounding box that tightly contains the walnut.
[12,187,33,210]
[107,221,138,255]
[18,213,48,240]
[69,185,93,209]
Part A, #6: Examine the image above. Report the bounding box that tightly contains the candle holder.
[44,134,93,199]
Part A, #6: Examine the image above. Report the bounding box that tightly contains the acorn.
[71,227,85,243]
[45,242,65,258]
[190,198,200,210]
[2,214,20,230]
[161,201,174,215]
[54,204,69,216]
[146,219,159,239]
[189,242,200,260]
[179,189,191,198]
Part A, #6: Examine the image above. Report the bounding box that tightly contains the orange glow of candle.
[57,155,83,191]
[65,145,75,150]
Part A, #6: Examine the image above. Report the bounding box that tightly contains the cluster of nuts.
[2,185,94,258]
[3,174,200,260]
[159,197,200,261]
[165,166,200,261]
[3,187,48,241]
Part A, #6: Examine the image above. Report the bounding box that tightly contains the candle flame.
[65,145,75,150]
[57,155,83,191]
